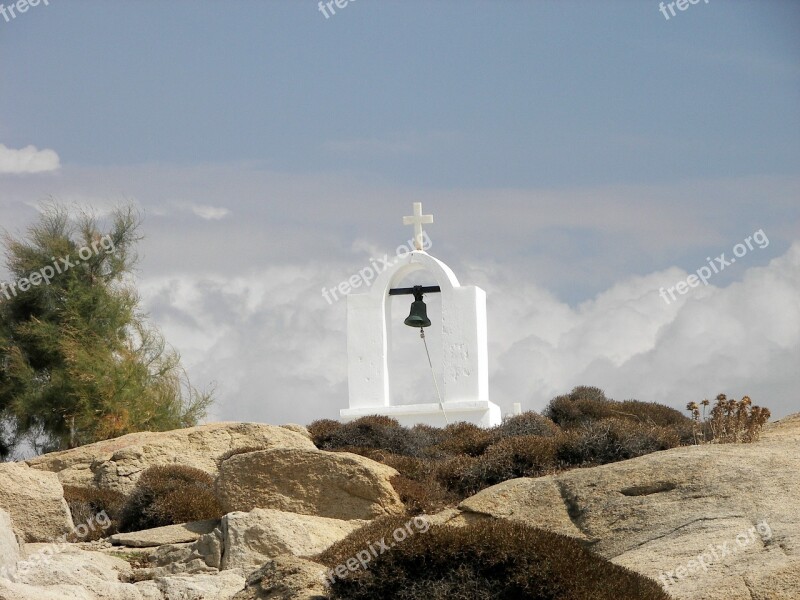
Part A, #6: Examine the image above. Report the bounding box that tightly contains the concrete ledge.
[340,400,501,428]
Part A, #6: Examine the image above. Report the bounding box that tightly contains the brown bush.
[617,399,691,427]
[318,517,670,600]
[409,423,447,441]
[545,386,693,440]
[544,385,611,427]
[63,486,126,541]
[434,422,493,457]
[307,418,343,448]
[436,435,558,497]
[554,417,681,467]
[375,452,433,480]
[311,415,428,456]
[491,411,559,440]
[118,465,223,533]
[389,474,457,515]
[303,392,693,505]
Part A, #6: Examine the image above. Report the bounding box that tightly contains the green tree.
[0,204,212,458]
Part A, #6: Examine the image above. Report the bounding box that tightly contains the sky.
[0,0,798,426]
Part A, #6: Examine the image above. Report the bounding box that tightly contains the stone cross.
[403,202,433,250]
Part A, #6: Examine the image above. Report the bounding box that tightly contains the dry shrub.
[358,451,457,514]
[408,423,448,455]
[303,390,694,505]
[376,452,435,481]
[316,514,410,569]
[434,422,493,457]
[312,415,424,456]
[436,436,558,497]
[389,474,457,515]
[617,399,691,427]
[545,386,693,440]
[555,418,681,467]
[544,385,611,427]
[308,418,343,448]
[688,394,772,443]
[491,411,559,440]
[62,486,126,541]
[118,465,223,533]
[318,517,670,600]
[433,455,478,498]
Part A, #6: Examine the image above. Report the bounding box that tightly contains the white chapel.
[341,203,502,428]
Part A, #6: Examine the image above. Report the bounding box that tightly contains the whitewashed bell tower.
[341,203,501,427]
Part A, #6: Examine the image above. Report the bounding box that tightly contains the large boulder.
[0,580,99,600]
[231,555,328,600]
[220,509,365,571]
[216,448,404,520]
[5,544,142,599]
[2,544,246,599]
[134,571,246,600]
[0,463,74,543]
[458,413,800,600]
[458,476,588,540]
[26,422,316,494]
[0,508,21,579]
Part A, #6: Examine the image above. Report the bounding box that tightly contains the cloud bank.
[139,242,800,426]
[0,144,61,174]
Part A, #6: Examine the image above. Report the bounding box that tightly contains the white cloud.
[190,204,230,220]
[0,144,60,174]
[136,242,800,427]
[484,242,800,420]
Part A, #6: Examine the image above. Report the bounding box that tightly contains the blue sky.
[1,0,799,425]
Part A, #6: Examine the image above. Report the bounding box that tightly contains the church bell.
[404,287,432,328]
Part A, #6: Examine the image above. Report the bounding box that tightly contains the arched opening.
[387,269,443,406]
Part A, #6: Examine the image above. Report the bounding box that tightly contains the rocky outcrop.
[216,448,404,521]
[0,463,74,543]
[128,508,365,580]
[457,414,800,600]
[231,555,328,600]
[0,509,21,576]
[110,520,220,549]
[279,425,311,440]
[1,543,246,599]
[458,477,588,540]
[26,422,316,494]
[3,544,140,599]
[220,509,364,571]
[134,572,246,600]
[3,415,797,599]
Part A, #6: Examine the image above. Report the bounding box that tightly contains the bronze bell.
[404,287,431,328]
